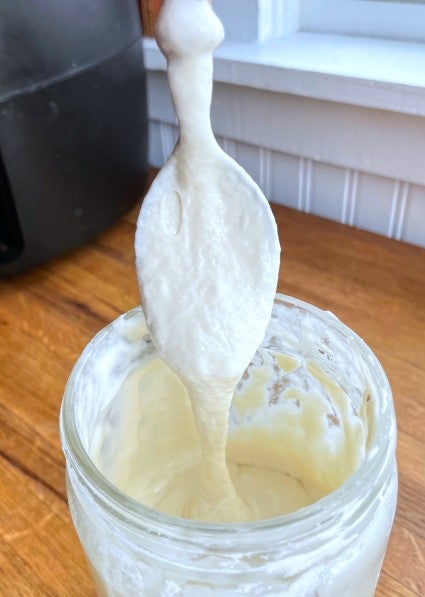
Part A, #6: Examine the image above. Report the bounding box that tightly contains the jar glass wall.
[60,294,397,596]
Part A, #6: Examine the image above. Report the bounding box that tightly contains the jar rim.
[60,293,396,539]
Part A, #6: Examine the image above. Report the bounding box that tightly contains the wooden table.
[1,174,424,596]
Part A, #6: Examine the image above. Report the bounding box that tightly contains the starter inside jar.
[90,336,372,522]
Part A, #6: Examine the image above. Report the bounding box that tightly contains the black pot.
[0,0,148,276]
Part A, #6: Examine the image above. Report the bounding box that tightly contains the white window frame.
[213,0,302,42]
[300,0,425,44]
[213,0,425,44]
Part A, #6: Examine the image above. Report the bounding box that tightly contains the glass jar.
[60,294,397,596]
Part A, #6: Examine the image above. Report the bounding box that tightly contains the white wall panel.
[234,142,262,187]
[352,173,395,236]
[309,161,346,221]
[218,137,238,160]
[270,151,300,210]
[148,121,163,169]
[400,184,425,247]
[160,123,178,164]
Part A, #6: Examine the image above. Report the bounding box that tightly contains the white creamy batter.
[95,0,369,523]
[135,0,281,521]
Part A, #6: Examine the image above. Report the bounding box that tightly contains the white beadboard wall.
[146,72,425,248]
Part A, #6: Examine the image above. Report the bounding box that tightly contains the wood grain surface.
[1,171,424,596]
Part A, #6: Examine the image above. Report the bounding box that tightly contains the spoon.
[135,0,280,521]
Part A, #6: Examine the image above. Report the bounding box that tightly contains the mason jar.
[60,294,397,596]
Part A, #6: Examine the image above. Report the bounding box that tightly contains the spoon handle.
[155,0,224,149]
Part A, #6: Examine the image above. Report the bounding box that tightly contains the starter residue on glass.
[93,0,370,523]
[91,314,369,521]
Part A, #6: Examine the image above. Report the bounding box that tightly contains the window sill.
[143,32,425,117]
